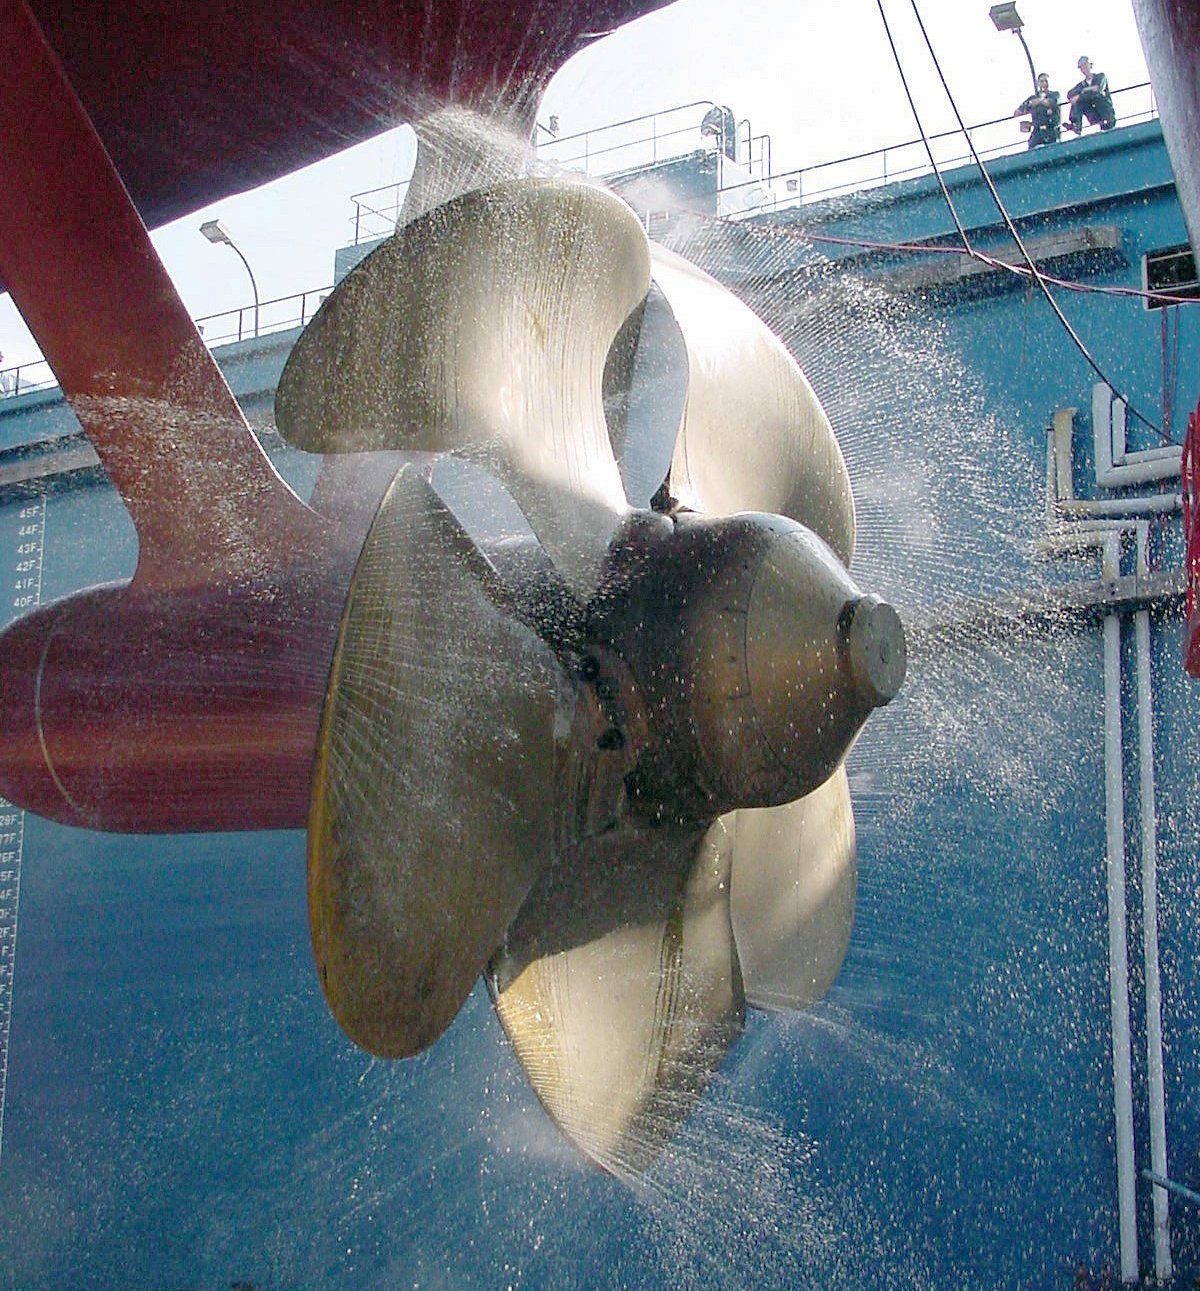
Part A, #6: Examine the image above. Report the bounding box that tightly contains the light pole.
[199,219,260,339]
[989,3,1039,98]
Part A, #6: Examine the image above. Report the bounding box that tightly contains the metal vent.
[1143,243,1200,309]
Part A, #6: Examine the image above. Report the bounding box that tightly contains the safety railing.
[0,360,56,399]
[538,101,721,172]
[193,285,331,347]
[347,101,775,244]
[0,286,333,403]
[350,179,413,245]
[347,83,1155,241]
[723,81,1156,214]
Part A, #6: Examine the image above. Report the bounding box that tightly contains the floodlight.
[199,219,232,246]
[989,4,1037,95]
[989,4,1023,33]
[198,219,260,337]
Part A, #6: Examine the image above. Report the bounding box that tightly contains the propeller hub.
[596,511,906,820]
[845,594,906,706]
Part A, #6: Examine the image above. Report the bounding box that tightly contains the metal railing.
[347,101,776,245]
[0,286,332,403]
[0,360,55,399]
[722,81,1157,214]
[193,285,331,346]
[350,179,413,245]
[346,84,1155,242]
[538,100,725,174]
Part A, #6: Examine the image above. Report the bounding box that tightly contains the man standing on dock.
[1065,56,1116,133]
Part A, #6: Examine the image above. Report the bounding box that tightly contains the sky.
[0,0,1152,372]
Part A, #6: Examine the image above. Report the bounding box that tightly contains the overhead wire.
[874,0,1179,446]
[872,0,972,251]
[905,0,1177,444]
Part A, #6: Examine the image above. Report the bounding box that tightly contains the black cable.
[872,0,974,253]
[901,0,1178,446]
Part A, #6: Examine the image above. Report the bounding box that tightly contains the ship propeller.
[275,176,904,1170]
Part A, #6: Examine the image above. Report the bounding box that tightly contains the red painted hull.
[17,0,673,237]
[0,554,356,833]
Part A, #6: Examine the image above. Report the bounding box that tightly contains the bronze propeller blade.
[602,281,690,508]
[308,460,568,1058]
[650,244,856,562]
[729,768,856,1011]
[488,818,744,1178]
[276,177,650,597]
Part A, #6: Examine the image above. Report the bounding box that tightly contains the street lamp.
[989,3,1039,98]
[199,219,260,339]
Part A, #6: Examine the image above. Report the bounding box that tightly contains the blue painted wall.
[734,117,1200,1287]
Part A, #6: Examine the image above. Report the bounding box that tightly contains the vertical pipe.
[1054,408,1077,503]
[1102,531,1139,1283]
[1136,524,1172,1282]
[1046,426,1059,528]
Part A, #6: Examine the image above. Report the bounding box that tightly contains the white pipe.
[1048,408,1182,518]
[1036,528,1111,554]
[1102,531,1139,1284]
[1135,523,1172,1282]
[1061,495,1182,518]
[1046,426,1059,531]
[1035,517,1184,558]
[1048,518,1166,536]
[1055,409,1077,501]
[1094,384,1181,487]
[1039,484,1177,1278]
